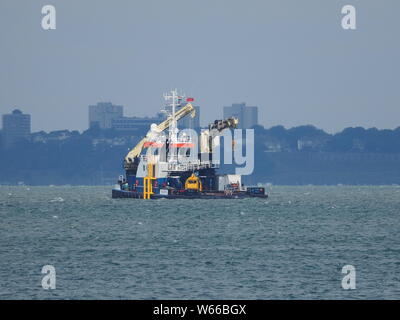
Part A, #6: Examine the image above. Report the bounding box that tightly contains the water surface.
[0,185,399,299]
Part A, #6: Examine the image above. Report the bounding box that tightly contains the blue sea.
[0,185,399,299]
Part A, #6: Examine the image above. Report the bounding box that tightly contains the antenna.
[163,89,186,143]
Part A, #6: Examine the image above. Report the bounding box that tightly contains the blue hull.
[112,189,268,199]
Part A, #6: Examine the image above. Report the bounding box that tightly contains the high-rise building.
[88,100,200,133]
[111,113,165,132]
[1,109,31,147]
[88,102,123,129]
[223,103,258,129]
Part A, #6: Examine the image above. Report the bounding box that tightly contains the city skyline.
[1,99,400,134]
[1,100,255,133]
[1,1,399,134]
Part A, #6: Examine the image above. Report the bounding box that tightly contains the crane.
[200,117,239,155]
[124,102,196,172]
[209,117,239,133]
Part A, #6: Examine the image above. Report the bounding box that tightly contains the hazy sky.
[0,0,399,133]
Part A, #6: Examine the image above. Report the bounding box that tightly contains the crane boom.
[124,103,195,169]
[200,117,239,154]
[209,117,239,133]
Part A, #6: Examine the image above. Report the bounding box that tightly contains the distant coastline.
[1,124,399,186]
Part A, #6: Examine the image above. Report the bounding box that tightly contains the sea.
[0,185,399,299]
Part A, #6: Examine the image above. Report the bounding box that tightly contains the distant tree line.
[253,125,400,153]
[0,125,399,185]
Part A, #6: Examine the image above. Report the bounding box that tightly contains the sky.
[0,0,399,133]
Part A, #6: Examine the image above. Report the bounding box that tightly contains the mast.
[163,89,185,162]
[171,89,177,143]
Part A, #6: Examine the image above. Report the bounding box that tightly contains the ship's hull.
[112,189,268,199]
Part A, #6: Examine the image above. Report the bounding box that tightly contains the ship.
[112,90,267,199]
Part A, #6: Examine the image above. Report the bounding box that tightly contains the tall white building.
[88,102,123,129]
[223,103,258,129]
